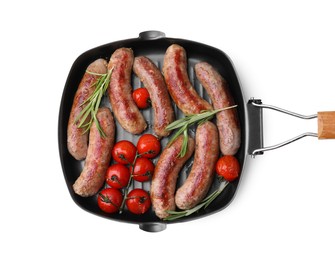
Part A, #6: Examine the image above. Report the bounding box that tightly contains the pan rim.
[58,33,248,228]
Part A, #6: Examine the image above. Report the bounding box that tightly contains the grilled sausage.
[133,56,175,137]
[163,44,213,115]
[175,121,219,210]
[195,62,241,155]
[108,48,147,134]
[73,107,115,197]
[150,135,195,219]
[67,58,107,160]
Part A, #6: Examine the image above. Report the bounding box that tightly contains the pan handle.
[247,98,335,156]
[318,111,335,139]
[139,31,166,40]
[139,222,166,232]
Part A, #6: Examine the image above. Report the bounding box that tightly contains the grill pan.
[58,31,335,232]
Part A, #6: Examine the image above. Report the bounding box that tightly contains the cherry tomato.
[105,164,130,189]
[215,155,240,182]
[126,189,151,214]
[130,157,155,182]
[137,134,161,158]
[132,88,151,109]
[97,188,123,213]
[112,140,137,164]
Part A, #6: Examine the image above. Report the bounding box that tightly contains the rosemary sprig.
[165,105,237,157]
[75,68,113,137]
[164,181,229,221]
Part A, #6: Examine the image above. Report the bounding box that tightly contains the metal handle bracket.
[248,98,317,157]
[139,31,165,40]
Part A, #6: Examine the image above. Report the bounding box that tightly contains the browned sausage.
[150,135,195,219]
[133,56,175,137]
[67,58,107,160]
[175,121,219,210]
[162,44,213,115]
[73,107,115,197]
[108,48,147,134]
[195,62,241,155]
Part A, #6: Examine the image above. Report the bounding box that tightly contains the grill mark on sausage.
[175,121,219,209]
[67,58,108,160]
[195,62,241,155]
[72,107,115,197]
[133,56,175,137]
[150,135,195,219]
[108,48,147,134]
[163,44,213,115]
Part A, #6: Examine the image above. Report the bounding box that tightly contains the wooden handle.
[318,111,335,139]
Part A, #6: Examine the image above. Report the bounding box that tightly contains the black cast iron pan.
[58,31,335,232]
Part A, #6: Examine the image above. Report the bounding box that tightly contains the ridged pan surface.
[58,35,247,226]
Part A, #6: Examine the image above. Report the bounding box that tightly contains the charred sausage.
[150,135,195,219]
[67,58,107,160]
[133,56,175,137]
[73,107,115,197]
[108,48,147,134]
[163,44,213,115]
[195,62,241,155]
[175,121,219,210]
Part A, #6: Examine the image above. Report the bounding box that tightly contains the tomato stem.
[132,170,152,177]
[119,150,154,213]
[119,152,140,214]
[99,193,121,209]
[117,153,133,165]
[126,196,148,204]
[108,176,122,185]
[137,151,152,157]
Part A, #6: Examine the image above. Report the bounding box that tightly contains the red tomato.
[126,189,151,214]
[136,134,161,158]
[130,157,155,182]
[112,140,137,165]
[97,188,123,213]
[132,88,151,109]
[105,164,130,189]
[215,155,240,182]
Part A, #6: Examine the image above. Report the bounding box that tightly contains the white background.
[1,0,335,259]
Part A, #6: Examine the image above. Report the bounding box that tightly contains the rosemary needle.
[165,105,237,157]
[75,68,113,137]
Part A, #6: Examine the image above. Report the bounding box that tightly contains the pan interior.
[58,36,247,225]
